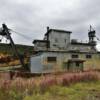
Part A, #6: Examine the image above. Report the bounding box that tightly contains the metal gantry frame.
[0,24,24,68]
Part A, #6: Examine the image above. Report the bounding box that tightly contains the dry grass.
[0,71,99,92]
[0,71,99,100]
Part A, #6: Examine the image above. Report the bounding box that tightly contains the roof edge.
[33,40,49,44]
[45,29,72,36]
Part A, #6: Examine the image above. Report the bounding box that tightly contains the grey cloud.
[0,0,100,48]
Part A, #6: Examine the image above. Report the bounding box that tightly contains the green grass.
[23,81,100,100]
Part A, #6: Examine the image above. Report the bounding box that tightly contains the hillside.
[0,43,34,68]
[0,43,34,55]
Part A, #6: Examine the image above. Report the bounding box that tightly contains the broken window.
[47,57,57,62]
[86,55,92,59]
[72,55,78,58]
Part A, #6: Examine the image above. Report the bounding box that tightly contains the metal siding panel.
[30,55,42,73]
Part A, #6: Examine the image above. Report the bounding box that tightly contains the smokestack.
[47,26,49,32]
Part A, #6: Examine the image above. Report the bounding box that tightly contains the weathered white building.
[30,27,100,73]
[33,40,48,51]
[44,28,71,51]
[33,27,72,51]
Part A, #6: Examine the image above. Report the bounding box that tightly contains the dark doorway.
[67,59,85,72]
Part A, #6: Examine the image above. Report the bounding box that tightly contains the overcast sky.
[0,0,100,49]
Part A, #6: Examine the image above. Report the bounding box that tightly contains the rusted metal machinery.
[0,24,25,68]
[88,25,96,46]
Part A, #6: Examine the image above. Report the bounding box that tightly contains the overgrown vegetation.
[24,81,100,100]
[0,43,33,55]
[0,71,100,100]
[0,43,33,68]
